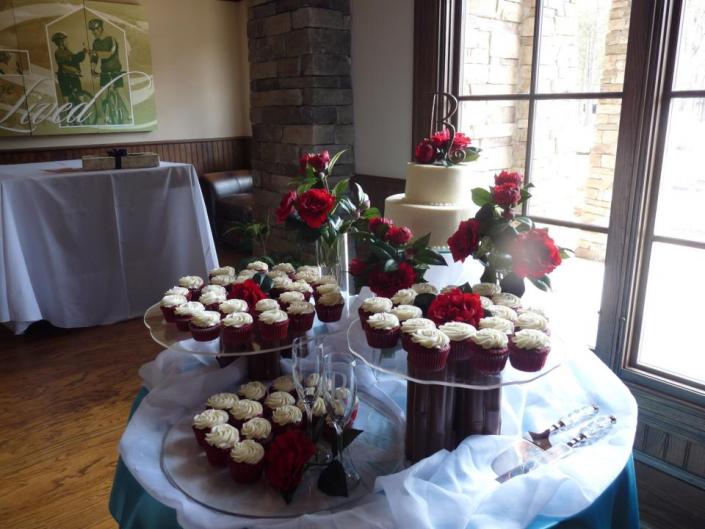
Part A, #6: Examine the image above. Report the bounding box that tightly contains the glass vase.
[315,233,349,292]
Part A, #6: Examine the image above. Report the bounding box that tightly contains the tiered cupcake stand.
[142,300,561,517]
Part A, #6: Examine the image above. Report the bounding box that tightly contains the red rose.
[348,258,368,276]
[368,216,394,235]
[447,219,482,263]
[266,429,316,493]
[427,289,483,327]
[430,129,451,149]
[451,132,472,151]
[368,261,417,298]
[414,140,436,164]
[299,152,312,173]
[510,229,562,279]
[492,183,521,209]
[295,188,335,228]
[430,129,472,151]
[299,151,330,173]
[228,279,267,308]
[276,191,297,223]
[495,170,523,187]
[386,226,413,246]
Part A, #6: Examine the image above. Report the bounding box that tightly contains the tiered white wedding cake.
[384,163,476,249]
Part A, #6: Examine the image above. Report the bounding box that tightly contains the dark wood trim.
[457,92,623,101]
[530,216,609,235]
[353,173,404,213]
[651,234,705,250]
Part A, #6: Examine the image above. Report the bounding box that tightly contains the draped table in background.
[0,160,217,334]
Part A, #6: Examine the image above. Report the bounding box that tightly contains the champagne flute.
[291,335,324,439]
[322,351,360,490]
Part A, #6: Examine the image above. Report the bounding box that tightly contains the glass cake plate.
[161,390,405,518]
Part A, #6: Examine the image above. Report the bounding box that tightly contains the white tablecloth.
[0,160,217,334]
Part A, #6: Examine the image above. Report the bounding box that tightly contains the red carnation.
[295,188,335,229]
[228,279,267,308]
[447,219,482,263]
[266,429,316,496]
[386,226,413,246]
[430,129,472,151]
[368,216,394,235]
[415,140,436,164]
[348,258,368,276]
[427,289,483,327]
[492,183,521,209]
[510,229,562,279]
[368,261,417,298]
[299,151,330,173]
[451,132,472,151]
[276,191,297,223]
[495,170,523,187]
[431,129,451,149]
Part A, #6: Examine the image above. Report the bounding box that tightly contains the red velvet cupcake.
[189,310,222,342]
[257,309,289,342]
[515,311,550,335]
[400,318,436,349]
[263,391,296,418]
[365,312,401,348]
[286,301,316,335]
[271,404,303,436]
[178,275,204,301]
[358,296,393,330]
[192,409,229,448]
[316,290,345,323]
[240,417,273,447]
[277,290,305,311]
[470,328,510,374]
[164,286,191,301]
[228,440,265,484]
[238,381,268,404]
[209,265,236,279]
[509,329,551,372]
[287,280,313,302]
[439,321,476,361]
[173,301,205,332]
[219,298,249,319]
[313,281,340,302]
[405,327,451,371]
[228,399,264,430]
[221,312,254,349]
[160,294,187,322]
[198,290,227,312]
[271,374,297,398]
[204,423,239,466]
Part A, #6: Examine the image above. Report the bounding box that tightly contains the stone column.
[247,0,354,257]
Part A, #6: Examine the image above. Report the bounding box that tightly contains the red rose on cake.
[491,183,521,209]
[510,228,562,279]
[276,191,297,223]
[414,139,436,164]
[447,219,481,262]
[295,189,335,228]
[430,128,472,151]
[266,429,316,498]
[427,288,483,328]
[228,279,267,310]
[368,261,416,298]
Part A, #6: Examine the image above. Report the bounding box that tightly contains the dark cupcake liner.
[228,458,264,484]
[204,443,231,467]
[316,303,344,323]
[365,326,400,349]
[160,305,179,322]
[175,316,191,332]
[470,343,509,374]
[288,311,315,333]
[258,320,289,342]
[221,324,254,347]
[447,339,473,362]
[508,343,550,372]
[190,323,221,342]
[405,342,450,371]
[192,425,208,448]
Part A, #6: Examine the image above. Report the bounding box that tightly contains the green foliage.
[472,187,491,207]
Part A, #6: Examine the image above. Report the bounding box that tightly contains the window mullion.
[522,0,543,216]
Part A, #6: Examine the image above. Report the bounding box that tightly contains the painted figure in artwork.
[51,32,88,105]
[88,18,129,124]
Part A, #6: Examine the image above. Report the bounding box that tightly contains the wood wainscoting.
[0,136,252,176]
[353,173,404,213]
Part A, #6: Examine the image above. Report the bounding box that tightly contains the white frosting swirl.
[304,373,320,388]
[241,417,272,440]
[286,301,314,315]
[288,280,313,293]
[258,309,288,324]
[209,274,236,286]
[391,304,423,321]
[210,266,236,277]
[273,262,295,274]
[479,317,515,334]
[318,291,344,306]
[201,284,227,296]
[513,329,551,350]
[412,283,438,295]
[519,306,549,319]
[401,317,436,334]
[272,404,302,426]
[278,291,305,304]
[272,375,295,392]
[175,301,205,316]
[247,260,269,272]
[230,440,265,464]
[410,327,450,349]
[472,283,501,296]
[207,392,239,409]
[471,328,508,349]
[314,275,338,286]
[479,296,493,309]
[238,381,267,401]
[297,265,320,274]
[492,293,522,309]
[440,285,459,294]
[237,269,258,280]
[255,298,280,312]
[222,312,253,328]
[164,286,189,297]
[439,321,476,341]
[190,310,221,328]
[230,399,263,420]
[316,283,341,296]
[219,299,249,314]
[271,276,293,289]
[362,296,393,313]
[295,270,319,283]
[391,288,417,305]
[266,270,288,279]
[367,312,400,330]
[161,294,187,308]
[297,397,326,417]
[489,305,518,322]
[265,391,296,409]
[199,291,226,306]
[205,423,239,449]
[178,275,203,289]
[516,312,549,331]
[193,408,228,429]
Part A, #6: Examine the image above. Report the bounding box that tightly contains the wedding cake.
[384,163,476,249]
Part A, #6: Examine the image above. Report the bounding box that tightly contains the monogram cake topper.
[429,92,467,164]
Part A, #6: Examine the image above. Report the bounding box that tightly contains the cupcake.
[264,391,296,418]
[257,309,289,343]
[229,440,265,484]
[164,286,191,300]
[199,290,227,311]
[515,311,550,334]
[412,283,438,295]
[206,392,239,411]
[174,301,205,331]
[237,269,258,280]
[358,297,393,330]
[488,304,518,323]
[406,327,450,371]
[209,265,236,278]
[478,316,515,335]
[391,288,417,306]
[518,306,549,319]
[266,270,289,280]
[479,296,493,311]
[221,312,254,349]
[365,312,401,349]
[241,417,273,446]
[492,292,522,310]
[238,381,268,403]
[472,282,501,297]
[297,265,320,276]
[219,298,249,318]
[323,395,357,443]
[391,304,423,322]
[296,396,327,428]
[287,280,313,302]
[179,275,204,299]
[192,408,228,447]
[273,262,296,277]
[439,321,476,360]
[295,270,320,284]
[204,423,239,466]
[271,404,303,435]
[278,290,305,310]
[314,283,340,302]
[272,374,297,396]
[286,301,316,335]
[160,294,187,322]
[247,260,269,273]
[509,329,551,372]
[470,328,509,374]
[269,275,293,299]
[315,290,345,322]
[335,387,359,422]
[255,298,280,316]
[229,399,264,429]
[400,317,435,349]
[209,274,237,288]
[201,284,228,297]
[189,310,222,342]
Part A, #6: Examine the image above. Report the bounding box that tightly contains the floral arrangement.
[348,217,446,298]
[447,171,570,296]
[414,128,481,165]
[426,288,484,327]
[265,430,317,503]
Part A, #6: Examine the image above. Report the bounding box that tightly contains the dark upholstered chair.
[201,170,254,244]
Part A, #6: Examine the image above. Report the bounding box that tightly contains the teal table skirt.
[110,388,639,529]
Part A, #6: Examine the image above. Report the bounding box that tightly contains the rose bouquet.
[349,217,446,297]
[447,171,571,296]
[414,127,481,165]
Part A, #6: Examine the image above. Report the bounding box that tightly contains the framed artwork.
[0,0,157,136]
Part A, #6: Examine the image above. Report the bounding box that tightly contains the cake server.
[491,404,599,476]
[495,415,617,483]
